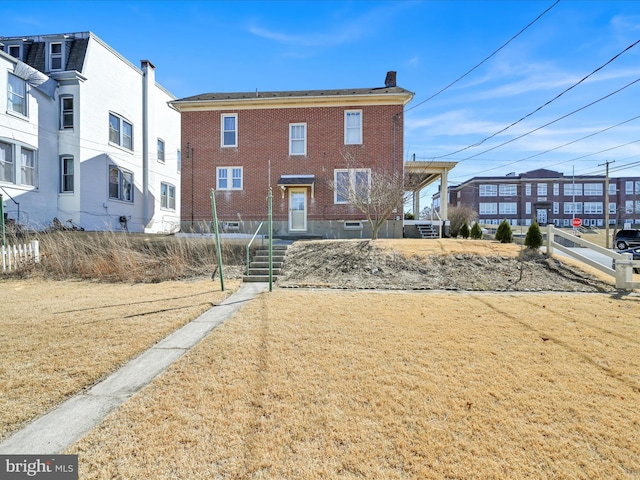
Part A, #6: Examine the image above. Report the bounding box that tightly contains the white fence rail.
[1,240,40,272]
[546,225,639,291]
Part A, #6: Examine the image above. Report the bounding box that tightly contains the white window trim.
[60,156,74,193]
[479,203,498,215]
[108,112,134,151]
[160,182,176,210]
[49,41,63,71]
[479,184,497,197]
[344,110,362,145]
[0,139,38,187]
[157,138,165,163]
[8,44,21,59]
[334,168,371,204]
[289,123,307,156]
[216,166,243,191]
[60,95,73,129]
[7,72,27,118]
[108,165,134,203]
[498,184,517,196]
[221,114,238,148]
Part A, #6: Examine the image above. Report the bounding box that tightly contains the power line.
[446,115,640,179]
[404,0,560,113]
[453,76,640,163]
[434,39,640,160]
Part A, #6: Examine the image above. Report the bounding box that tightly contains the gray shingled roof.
[176,86,413,103]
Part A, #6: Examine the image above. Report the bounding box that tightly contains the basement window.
[344,221,363,230]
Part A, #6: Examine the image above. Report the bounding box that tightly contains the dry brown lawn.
[68,288,640,479]
[0,278,238,440]
[3,238,639,478]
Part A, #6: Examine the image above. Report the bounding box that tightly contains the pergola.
[404,160,458,221]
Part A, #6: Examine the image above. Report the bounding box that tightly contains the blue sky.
[3,0,639,203]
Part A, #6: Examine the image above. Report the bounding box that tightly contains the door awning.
[276,175,315,198]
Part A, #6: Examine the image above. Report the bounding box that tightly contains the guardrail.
[546,225,639,290]
[246,222,265,276]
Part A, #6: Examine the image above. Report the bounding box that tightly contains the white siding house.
[0,32,181,233]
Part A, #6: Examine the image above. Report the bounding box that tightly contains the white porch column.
[413,189,420,218]
[440,168,448,220]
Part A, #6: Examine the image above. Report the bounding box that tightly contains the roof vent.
[385,71,397,88]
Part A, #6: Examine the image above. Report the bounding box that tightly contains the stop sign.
[572,218,582,227]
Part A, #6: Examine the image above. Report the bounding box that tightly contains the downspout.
[141,60,155,229]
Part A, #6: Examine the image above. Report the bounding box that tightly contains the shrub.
[448,204,476,238]
[524,221,543,250]
[495,219,513,243]
[470,222,483,239]
[460,222,470,239]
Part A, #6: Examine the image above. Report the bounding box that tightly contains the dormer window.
[8,45,20,60]
[49,42,63,71]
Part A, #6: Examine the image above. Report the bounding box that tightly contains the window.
[564,184,582,196]
[345,110,362,144]
[108,113,133,150]
[553,183,559,196]
[177,149,181,173]
[49,42,62,71]
[479,184,497,197]
[626,181,633,194]
[60,96,73,129]
[583,183,603,196]
[0,141,37,186]
[564,202,582,214]
[537,183,547,196]
[479,203,497,215]
[61,156,74,193]
[289,123,306,155]
[524,184,532,196]
[160,182,175,210]
[609,183,617,195]
[583,202,603,214]
[221,114,237,147]
[499,184,517,196]
[553,202,559,214]
[21,148,36,187]
[525,202,531,215]
[499,202,517,215]
[109,166,133,202]
[8,45,20,59]
[625,201,633,214]
[217,167,243,190]
[0,141,14,183]
[609,202,616,214]
[636,181,640,195]
[8,73,27,116]
[157,138,165,162]
[334,168,371,204]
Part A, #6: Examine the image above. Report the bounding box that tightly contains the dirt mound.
[277,240,616,292]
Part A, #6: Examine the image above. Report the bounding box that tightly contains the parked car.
[612,247,640,274]
[613,229,640,250]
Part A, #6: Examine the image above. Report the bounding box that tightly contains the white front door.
[537,209,547,225]
[289,189,307,231]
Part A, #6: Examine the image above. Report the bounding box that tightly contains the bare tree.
[330,154,416,240]
[447,204,477,238]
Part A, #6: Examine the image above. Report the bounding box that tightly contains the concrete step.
[252,256,286,263]
[248,268,282,276]
[243,275,279,283]
[250,261,283,268]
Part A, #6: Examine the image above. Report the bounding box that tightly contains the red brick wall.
[181,104,405,223]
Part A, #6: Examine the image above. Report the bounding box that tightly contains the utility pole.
[599,160,614,249]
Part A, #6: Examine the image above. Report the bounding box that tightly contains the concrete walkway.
[0,282,269,455]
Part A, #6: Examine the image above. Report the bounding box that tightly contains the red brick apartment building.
[433,168,640,228]
[170,72,415,238]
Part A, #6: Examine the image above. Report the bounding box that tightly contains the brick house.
[433,168,640,228]
[170,72,416,238]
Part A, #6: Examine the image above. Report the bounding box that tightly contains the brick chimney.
[385,71,397,87]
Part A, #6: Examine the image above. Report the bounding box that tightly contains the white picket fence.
[1,240,40,272]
